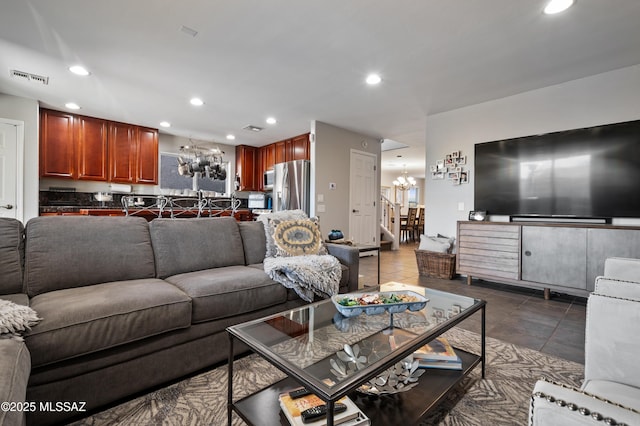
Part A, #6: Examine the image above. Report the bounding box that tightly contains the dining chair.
[401,207,417,242]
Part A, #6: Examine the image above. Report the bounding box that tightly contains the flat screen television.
[474,119,640,219]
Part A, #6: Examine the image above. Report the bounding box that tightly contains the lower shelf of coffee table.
[232,347,481,426]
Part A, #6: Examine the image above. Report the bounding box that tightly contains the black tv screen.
[474,120,640,219]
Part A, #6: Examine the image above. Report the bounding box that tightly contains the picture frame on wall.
[460,172,469,183]
[457,156,467,165]
[436,160,445,171]
[448,171,459,180]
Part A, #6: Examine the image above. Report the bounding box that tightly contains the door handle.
[352,209,359,213]
[0,204,13,210]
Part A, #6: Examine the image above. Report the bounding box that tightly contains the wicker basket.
[415,250,456,280]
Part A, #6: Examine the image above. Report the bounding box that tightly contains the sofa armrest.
[530,379,640,426]
[585,294,640,388]
[603,257,640,282]
[325,243,359,293]
[0,340,30,426]
[594,277,640,301]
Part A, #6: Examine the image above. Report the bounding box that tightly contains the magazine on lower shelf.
[279,388,370,426]
[416,358,463,370]
[413,336,461,362]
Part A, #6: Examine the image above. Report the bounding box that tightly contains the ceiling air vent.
[10,69,49,85]
[243,125,264,132]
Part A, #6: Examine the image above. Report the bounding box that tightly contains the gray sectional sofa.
[0,215,359,425]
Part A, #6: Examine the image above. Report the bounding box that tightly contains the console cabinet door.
[76,115,108,181]
[457,222,520,280]
[586,228,640,291]
[40,109,76,179]
[522,226,587,289]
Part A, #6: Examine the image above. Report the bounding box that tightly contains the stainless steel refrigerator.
[273,160,310,215]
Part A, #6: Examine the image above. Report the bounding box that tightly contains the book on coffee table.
[279,389,369,426]
[414,336,462,364]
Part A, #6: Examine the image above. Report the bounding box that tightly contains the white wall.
[311,121,381,239]
[424,64,640,238]
[0,93,39,221]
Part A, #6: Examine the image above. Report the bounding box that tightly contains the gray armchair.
[529,257,640,425]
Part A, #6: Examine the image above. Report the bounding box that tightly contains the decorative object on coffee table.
[329,344,425,395]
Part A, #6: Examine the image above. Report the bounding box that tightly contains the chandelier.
[393,169,416,191]
[177,145,227,180]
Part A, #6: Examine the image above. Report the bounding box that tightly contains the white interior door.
[349,150,377,244]
[0,121,21,220]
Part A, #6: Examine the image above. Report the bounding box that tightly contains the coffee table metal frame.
[227,288,485,426]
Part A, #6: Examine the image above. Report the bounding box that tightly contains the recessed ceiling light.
[543,0,574,14]
[65,102,81,110]
[190,97,204,106]
[365,73,382,85]
[226,134,236,140]
[159,121,171,128]
[69,65,90,76]
[266,117,277,125]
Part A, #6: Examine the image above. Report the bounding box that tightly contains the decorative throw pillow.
[418,234,453,253]
[270,218,328,257]
[0,299,42,341]
[257,209,309,257]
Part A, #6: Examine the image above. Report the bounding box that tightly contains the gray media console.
[456,221,640,298]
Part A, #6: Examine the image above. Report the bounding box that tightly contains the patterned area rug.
[70,327,584,426]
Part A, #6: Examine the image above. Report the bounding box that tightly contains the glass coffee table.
[227,282,486,425]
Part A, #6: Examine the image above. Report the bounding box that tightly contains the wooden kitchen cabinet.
[274,141,287,164]
[40,109,158,184]
[109,123,158,184]
[261,144,276,171]
[108,122,136,183]
[290,133,310,161]
[272,133,310,165]
[136,126,159,184]
[40,109,76,179]
[235,145,258,191]
[76,115,108,181]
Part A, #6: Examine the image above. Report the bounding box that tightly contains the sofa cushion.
[150,217,246,279]
[26,279,192,367]
[24,216,156,297]
[0,339,30,426]
[0,218,24,295]
[238,221,267,265]
[165,266,287,323]
[0,293,29,306]
[0,299,41,340]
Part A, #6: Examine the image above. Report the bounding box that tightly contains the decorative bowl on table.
[331,291,429,317]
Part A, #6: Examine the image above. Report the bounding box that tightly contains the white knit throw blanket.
[0,299,42,341]
[264,254,342,302]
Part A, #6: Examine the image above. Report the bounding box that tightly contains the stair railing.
[380,194,401,250]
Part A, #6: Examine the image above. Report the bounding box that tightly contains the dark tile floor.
[357,242,586,364]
